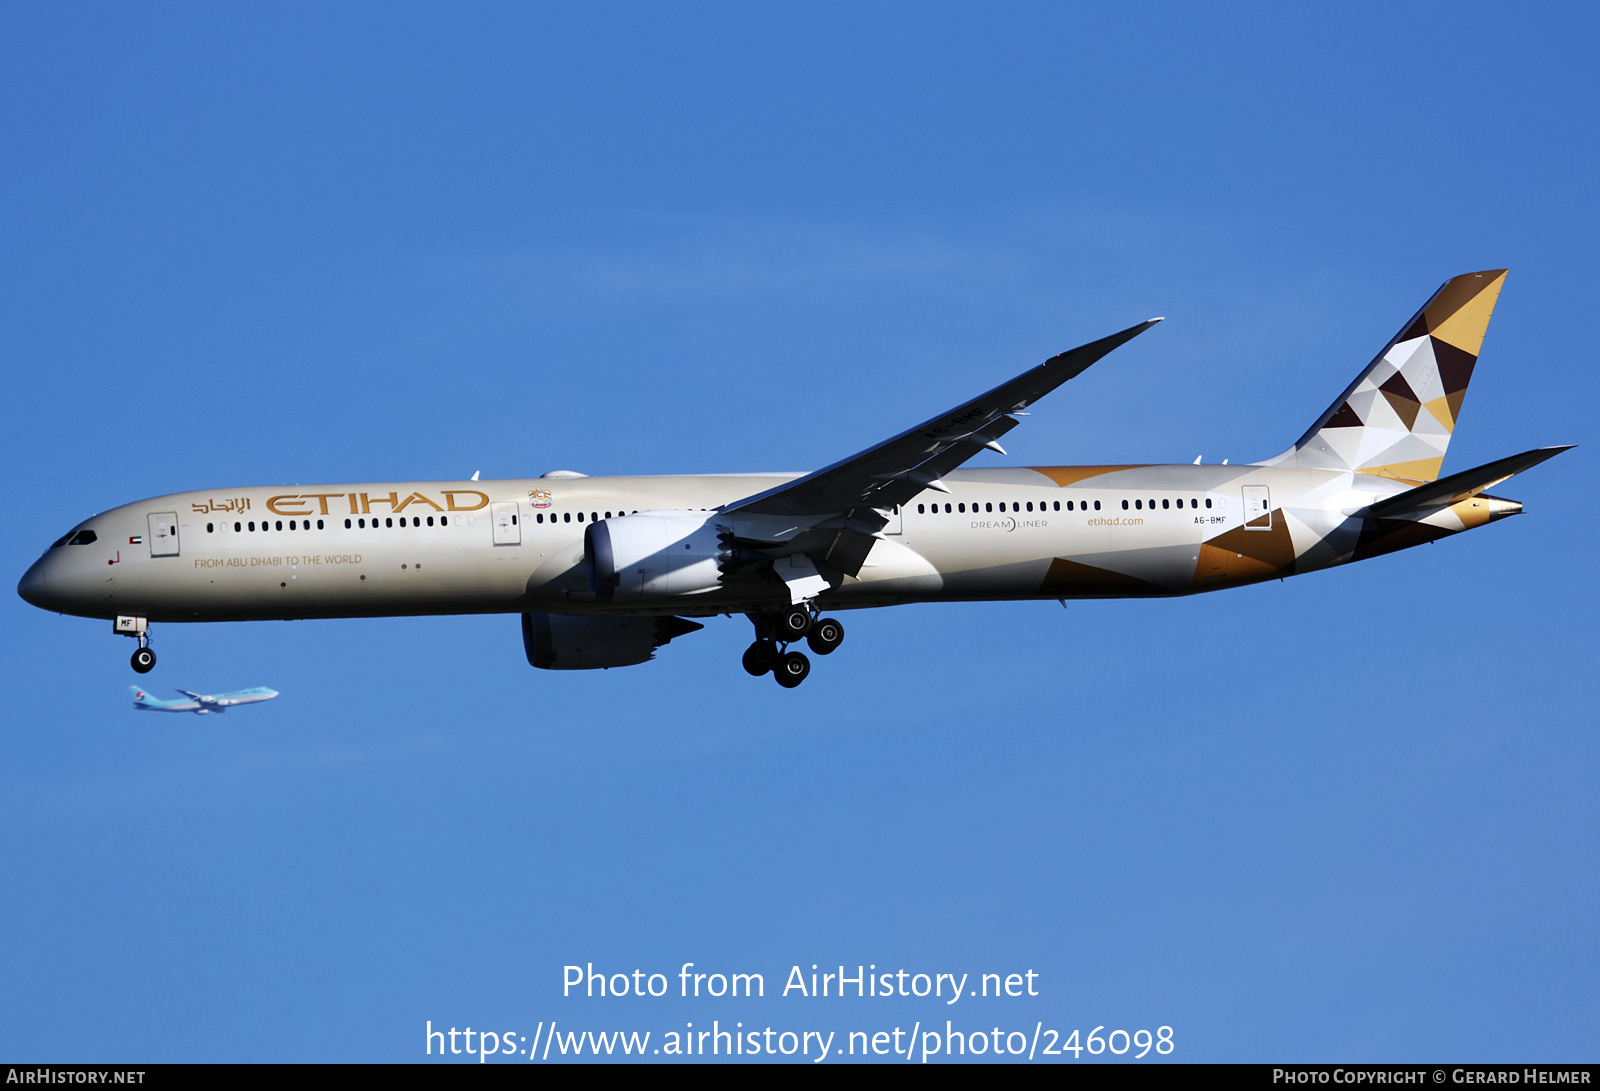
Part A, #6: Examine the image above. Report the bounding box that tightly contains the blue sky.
[2,2,1595,1063]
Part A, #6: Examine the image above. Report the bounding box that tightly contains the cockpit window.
[50,533,73,548]
[68,530,97,545]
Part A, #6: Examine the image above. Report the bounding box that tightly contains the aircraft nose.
[17,558,55,609]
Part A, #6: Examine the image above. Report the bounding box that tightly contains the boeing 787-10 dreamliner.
[18,271,1568,688]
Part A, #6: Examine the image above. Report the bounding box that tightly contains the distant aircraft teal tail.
[129,685,184,710]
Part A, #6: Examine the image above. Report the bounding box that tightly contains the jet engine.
[584,510,727,602]
[522,612,704,670]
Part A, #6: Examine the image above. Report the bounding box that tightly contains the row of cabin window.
[206,516,455,532]
[917,497,1215,515]
[919,500,1090,514]
[342,516,452,528]
[207,497,1218,535]
[209,519,331,532]
[1123,498,1212,510]
[206,510,655,533]
[534,511,638,523]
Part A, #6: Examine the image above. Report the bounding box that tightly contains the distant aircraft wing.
[720,318,1161,578]
[176,689,229,712]
[198,688,278,707]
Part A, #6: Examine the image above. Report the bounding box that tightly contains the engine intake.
[584,511,726,602]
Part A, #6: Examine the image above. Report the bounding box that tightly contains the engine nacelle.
[585,510,726,602]
[522,612,704,670]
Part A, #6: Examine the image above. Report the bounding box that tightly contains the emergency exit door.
[148,512,179,557]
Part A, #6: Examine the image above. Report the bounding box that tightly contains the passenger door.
[148,512,179,557]
[1242,486,1272,530]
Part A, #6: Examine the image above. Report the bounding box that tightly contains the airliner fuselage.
[15,464,1517,624]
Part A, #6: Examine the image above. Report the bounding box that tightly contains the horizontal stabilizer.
[1363,445,1573,519]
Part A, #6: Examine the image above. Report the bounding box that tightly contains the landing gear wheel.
[806,617,844,656]
[131,647,156,674]
[742,640,778,676]
[773,650,810,688]
[777,605,812,640]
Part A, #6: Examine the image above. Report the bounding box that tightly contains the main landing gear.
[742,609,844,689]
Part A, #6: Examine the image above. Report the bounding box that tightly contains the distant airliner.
[20,271,1568,688]
[130,686,279,714]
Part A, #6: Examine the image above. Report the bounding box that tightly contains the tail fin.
[1269,270,1507,483]
[129,685,153,706]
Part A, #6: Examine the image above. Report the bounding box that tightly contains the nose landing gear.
[743,610,843,688]
[115,616,156,673]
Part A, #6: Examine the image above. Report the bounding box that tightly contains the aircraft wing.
[724,319,1161,523]
[719,319,1161,579]
[175,688,234,712]
[215,688,277,703]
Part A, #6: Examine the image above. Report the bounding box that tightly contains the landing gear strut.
[116,616,156,674]
[744,610,844,687]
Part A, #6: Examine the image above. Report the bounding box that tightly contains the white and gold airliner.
[18,271,1568,687]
